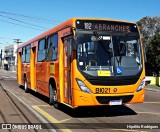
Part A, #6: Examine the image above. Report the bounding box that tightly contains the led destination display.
[76,20,138,33]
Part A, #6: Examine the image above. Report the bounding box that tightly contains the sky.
[0,0,159,49]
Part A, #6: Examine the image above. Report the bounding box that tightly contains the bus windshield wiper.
[116,38,126,66]
[93,31,112,58]
[93,32,111,53]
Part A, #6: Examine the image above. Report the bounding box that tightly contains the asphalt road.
[0,70,160,132]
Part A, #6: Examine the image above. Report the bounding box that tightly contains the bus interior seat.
[88,54,97,66]
[89,60,97,66]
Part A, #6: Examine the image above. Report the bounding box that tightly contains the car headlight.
[76,79,92,94]
[136,78,145,92]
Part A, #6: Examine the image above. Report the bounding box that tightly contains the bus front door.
[63,37,72,105]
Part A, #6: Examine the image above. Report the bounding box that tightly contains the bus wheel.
[24,78,29,93]
[49,84,58,109]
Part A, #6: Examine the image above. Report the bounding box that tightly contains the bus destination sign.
[76,20,138,33]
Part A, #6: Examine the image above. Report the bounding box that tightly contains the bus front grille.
[96,95,134,104]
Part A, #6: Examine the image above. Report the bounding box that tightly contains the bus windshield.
[77,32,142,77]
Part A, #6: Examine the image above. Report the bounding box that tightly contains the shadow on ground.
[60,105,137,118]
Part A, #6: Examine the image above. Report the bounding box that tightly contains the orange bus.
[17,18,145,108]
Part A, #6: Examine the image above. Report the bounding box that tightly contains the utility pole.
[13,39,22,47]
[13,39,22,71]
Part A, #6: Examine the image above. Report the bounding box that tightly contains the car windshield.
[77,32,142,77]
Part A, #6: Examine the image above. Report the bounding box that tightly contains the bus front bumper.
[72,88,145,108]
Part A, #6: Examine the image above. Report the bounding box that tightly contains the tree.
[147,34,160,75]
[137,16,160,44]
[137,16,160,76]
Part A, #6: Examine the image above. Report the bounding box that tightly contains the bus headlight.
[136,78,145,92]
[76,79,92,94]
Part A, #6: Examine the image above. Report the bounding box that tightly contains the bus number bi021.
[95,88,110,94]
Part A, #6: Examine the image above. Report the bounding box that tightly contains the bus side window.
[38,38,46,62]
[25,44,31,63]
[46,36,52,61]
[51,34,58,61]
[46,34,58,61]
[22,47,26,63]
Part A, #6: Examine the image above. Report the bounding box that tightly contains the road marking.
[2,76,10,78]
[137,111,160,115]
[1,76,16,80]
[34,105,51,107]
[109,129,147,132]
[2,76,16,78]
[2,75,16,78]
[144,102,160,104]
[10,76,16,78]
[32,105,72,132]
[59,118,72,123]
[137,102,160,115]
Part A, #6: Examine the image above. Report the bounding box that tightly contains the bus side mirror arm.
[70,27,77,51]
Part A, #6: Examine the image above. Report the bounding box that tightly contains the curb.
[0,82,56,132]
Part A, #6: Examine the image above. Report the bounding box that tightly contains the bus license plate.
[109,100,122,105]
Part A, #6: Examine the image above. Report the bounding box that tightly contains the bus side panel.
[36,61,48,97]
[53,62,59,98]
[21,64,24,85]
[43,62,51,97]
[23,64,29,85]
[27,64,31,88]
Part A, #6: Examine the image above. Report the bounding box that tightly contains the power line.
[0,10,65,32]
[0,14,49,29]
[0,36,13,40]
[0,19,45,31]
[0,10,63,24]
[0,10,65,44]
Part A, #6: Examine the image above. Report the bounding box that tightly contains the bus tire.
[49,84,58,109]
[24,77,29,93]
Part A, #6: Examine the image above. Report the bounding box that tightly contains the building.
[0,48,5,69]
[3,44,17,71]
